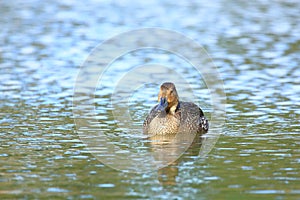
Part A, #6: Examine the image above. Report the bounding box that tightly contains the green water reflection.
[1,0,300,199]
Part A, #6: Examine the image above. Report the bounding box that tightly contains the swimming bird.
[143,82,209,135]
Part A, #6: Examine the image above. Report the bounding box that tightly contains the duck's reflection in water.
[148,132,203,186]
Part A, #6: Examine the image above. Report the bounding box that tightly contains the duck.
[143,82,209,135]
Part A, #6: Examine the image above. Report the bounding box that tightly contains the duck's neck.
[167,101,180,115]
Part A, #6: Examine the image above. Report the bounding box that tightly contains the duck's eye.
[170,90,173,94]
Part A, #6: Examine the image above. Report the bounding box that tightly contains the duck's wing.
[179,102,208,132]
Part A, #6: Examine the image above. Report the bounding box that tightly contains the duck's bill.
[156,97,168,112]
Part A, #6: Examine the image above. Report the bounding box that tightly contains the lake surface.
[1,0,300,199]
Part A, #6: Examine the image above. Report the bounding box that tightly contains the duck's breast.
[143,105,180,135]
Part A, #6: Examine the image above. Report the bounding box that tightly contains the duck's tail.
[200,116,209,132]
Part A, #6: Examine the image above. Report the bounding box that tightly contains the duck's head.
[156,82,179,114]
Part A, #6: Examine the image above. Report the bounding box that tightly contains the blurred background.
[0,0,300,199]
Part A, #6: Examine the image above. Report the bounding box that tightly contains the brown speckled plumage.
[143,82,209,135]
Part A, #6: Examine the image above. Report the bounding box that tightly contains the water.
[1,0,300,199]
